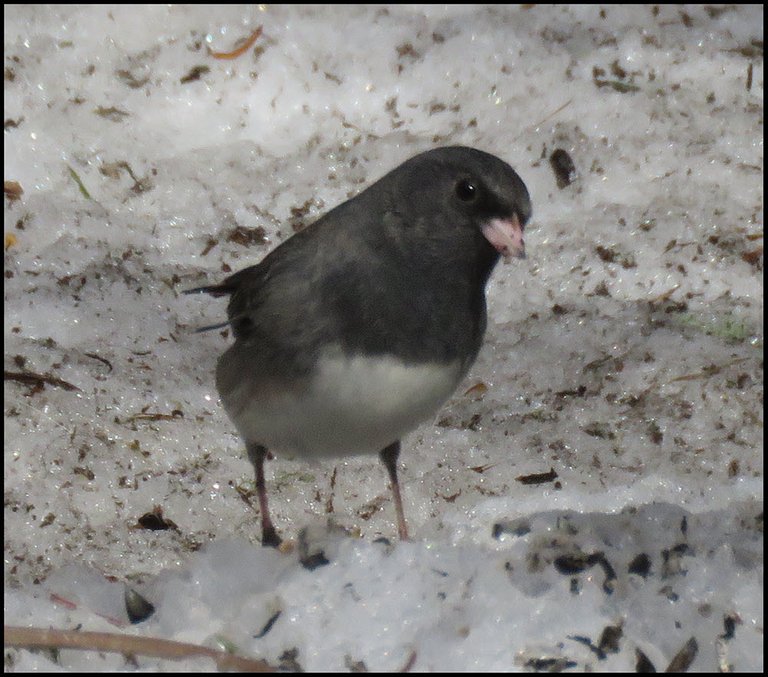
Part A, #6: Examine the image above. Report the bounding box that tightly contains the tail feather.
[183,283,233,298]
[184,281,235,332]
[192,319,232,333]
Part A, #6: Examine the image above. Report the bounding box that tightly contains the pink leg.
[379,441,410,541]
[247,443,282,547]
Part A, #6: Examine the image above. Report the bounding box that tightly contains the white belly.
[225,351,464,459]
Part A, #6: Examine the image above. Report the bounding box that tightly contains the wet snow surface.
[4,4,763,672]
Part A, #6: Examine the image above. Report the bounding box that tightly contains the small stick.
[4,625,275,672]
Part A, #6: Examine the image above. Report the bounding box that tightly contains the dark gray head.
[385,146,531,222]
[353,146,531,279]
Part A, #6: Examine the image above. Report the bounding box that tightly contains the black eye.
[455,179,477,202]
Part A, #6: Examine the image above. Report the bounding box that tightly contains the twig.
[4,370,80,392]
[668,358,749,383]
[4,625,275,672]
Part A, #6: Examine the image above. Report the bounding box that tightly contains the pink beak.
[481,213,526,261]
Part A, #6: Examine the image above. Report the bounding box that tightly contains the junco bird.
[187,146,531,547]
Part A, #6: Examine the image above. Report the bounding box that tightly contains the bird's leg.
[246,443,282,547]
[379,441,409,541]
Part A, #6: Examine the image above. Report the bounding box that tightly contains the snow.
[4,4,763,672]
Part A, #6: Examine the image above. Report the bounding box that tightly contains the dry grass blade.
[208,26,263,59]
